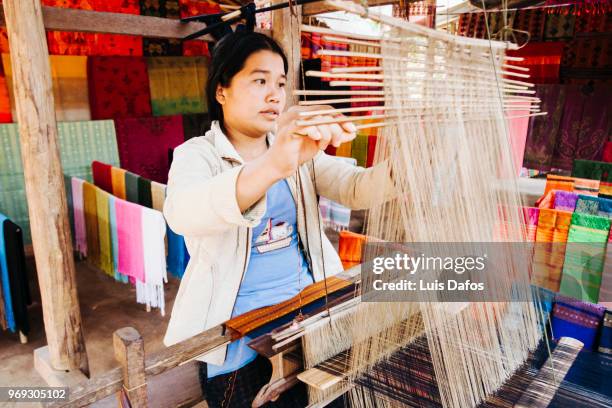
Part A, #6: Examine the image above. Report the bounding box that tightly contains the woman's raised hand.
[268,105,357,179]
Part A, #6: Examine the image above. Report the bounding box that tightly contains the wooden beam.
[48,325,231,407]
[2,0,89,374]
[303,0,397,17]
[114,328,147,408]
[0,5,214,41]
[272,5,302,107]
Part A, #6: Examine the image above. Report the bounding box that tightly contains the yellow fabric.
[2,54,90,121]
[83,181,99,267]
[111,167,127,200]
[95,187,113,277]
[151,181,167,212]
[147,56,208,115]
[335,140,353,158]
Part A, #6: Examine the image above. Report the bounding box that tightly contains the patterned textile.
[182,113,211,140]
[87,56,152,119]
[147,57,208,115]
[338,230,366,270]
[507,42,564,84]
[552,85,612,171]
[554,191,579,212]
[523,85,566,171]
[575,10,612,33]
[2,54,91,121]
[543,12,576,41]
[512,8,547,42]
[179,0,219,57]
[559,212,610,303]
[574,177,601,196]
[551,294,606,350]
[0,121,119,243]
[575,194,600,215]
[573,159,612,182]
[140,0,181,58]
[114,115,184,183]
[563,37,612,70]
[393,0,436,28]
[319,157,356,231]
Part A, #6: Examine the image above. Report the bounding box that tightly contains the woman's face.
[217,50,287,138]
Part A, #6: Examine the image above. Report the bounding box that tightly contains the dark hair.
[206,32,288,126]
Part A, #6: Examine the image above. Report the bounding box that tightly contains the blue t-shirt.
[207,179,314,378]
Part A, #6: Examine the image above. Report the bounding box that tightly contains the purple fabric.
[553,191,579,212]
[552,85,612,171]
[523,85,567,171]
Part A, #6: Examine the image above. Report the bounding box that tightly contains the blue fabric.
[0,213,15,332]
[551,295,606,350]
[109,197,128,283]
[600,310,612,354]
[208,180,314,378]
[167,227,189,278]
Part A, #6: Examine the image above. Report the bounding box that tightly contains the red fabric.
[0,62,12,123]
[0,28,9,53]
[507,42,564,84]
[603,142,612,163]
[92,161,113,193]
[114,115,184,183]
[179,0,220,57]
[87,56,152,119]
[95,34,143,56]
[42,0,94,8]
[366,135,377,168]
[325,145,337,156]
[93,0,139,13]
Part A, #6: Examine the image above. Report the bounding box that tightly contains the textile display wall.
[454,3,612,172]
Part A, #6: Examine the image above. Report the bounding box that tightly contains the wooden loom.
[190,1,604,407]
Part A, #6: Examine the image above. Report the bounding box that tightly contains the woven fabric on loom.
[147,57,208,115]
[559,212,610,303]
[551,294,606,350]
[87,56,152,119]
[114,115,183,184]
[2,54,91,121]
[0,121,119,243]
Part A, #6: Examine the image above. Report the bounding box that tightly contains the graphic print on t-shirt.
[253,218,293,253]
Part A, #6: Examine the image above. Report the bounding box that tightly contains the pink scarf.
[115,198,145,283]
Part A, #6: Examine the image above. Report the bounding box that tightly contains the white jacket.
[163,121,395,364]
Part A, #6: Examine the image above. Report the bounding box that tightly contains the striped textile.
[559,212,610,303]
[0,120,119,243]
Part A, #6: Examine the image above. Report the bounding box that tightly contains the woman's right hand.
[266,105,357,179]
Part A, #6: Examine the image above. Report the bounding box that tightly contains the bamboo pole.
[3,0,89,374]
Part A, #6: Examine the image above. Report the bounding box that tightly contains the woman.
[163,31,396,407]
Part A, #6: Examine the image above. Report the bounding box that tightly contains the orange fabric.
[338,230,366,270]
[533,209,572,291]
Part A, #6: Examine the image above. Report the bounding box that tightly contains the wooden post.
[114,327,147,408]
[272,5,302,107]
[2,0,88,374]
